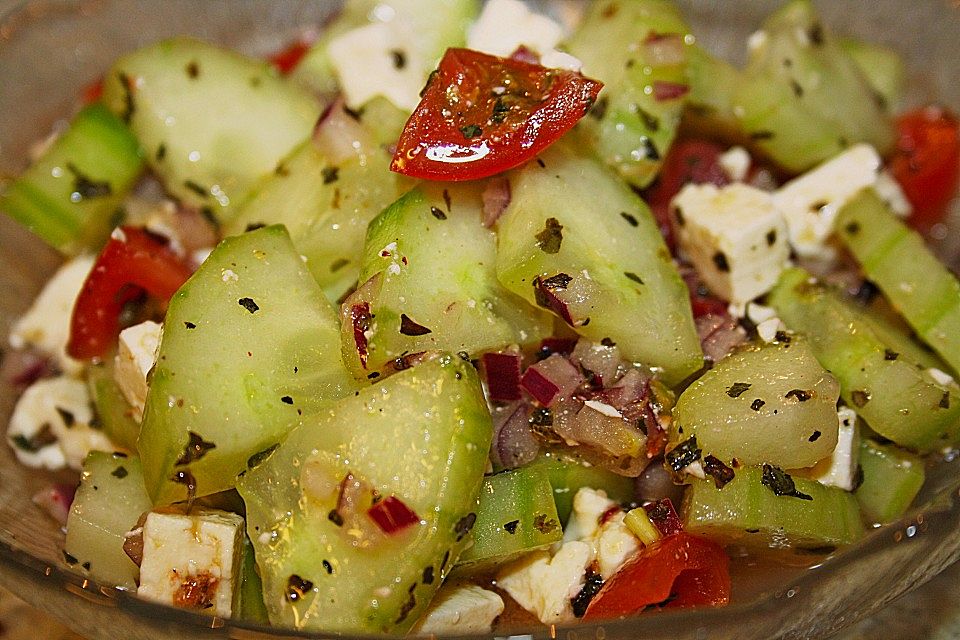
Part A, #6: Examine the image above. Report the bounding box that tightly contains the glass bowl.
[0,1,958,638]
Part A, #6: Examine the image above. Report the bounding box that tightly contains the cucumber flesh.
[237,355,492,634]
[495,143,703,386]
[87,360,140,452]
[139,225,358,505]
[839,37,906,111]
[0,103,143,253]
[524,454,636,524]
[855,438,925,525]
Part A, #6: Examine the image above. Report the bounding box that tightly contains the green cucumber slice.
[87,360,140,452]
[524,454,636,524]
[855,438,925,525]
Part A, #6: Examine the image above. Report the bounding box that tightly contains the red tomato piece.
[890,106,960,231]
[269,40,311,75]
[391,48,603,181]
[583,533,730,620]
[67,227,193,360]
[81,79,104,105]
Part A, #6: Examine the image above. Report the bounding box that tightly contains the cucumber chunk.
[836,189,960,376]
[524,454,636,524]
[768,268,960,452]
[238,537,269,624]
[733,0,893,173]
[457,465,563,570]
[0,103,143,253]
[673,336,841,469]
[64,452,151,589]
[496,143,702,386]
[139,225,357,505]
[855,438,925,525]
[341,182,551,377]
[237,354,492,634]
[839,37,906,112]
[682,465,864,548]
[565,0,692,188]
[87,360,139,452]
[101,38,322,222]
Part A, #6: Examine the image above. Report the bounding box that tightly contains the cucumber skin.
[139,225,357,505]
[683,465,864,548]
[855,439,925,525]
[836,189,960,376]
[525,455,636,524]
[102,38,321,222]
[0,103,143,253]
[496,144,703,387]
[87,360,140,452]
[237,355,492,634]
[768,268,960,453]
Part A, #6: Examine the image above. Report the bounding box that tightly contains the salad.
[1,0,959,635]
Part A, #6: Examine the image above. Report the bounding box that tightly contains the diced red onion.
[522,354,583,406]
[367,496,420,534]
[634,463,685,505]
[2,349,56,391]
[481,176,512,228]
[532,274,577,326]
[696,313,748,363]
[350,302,372,369]
[493,403,540,469]
[642,33,686,67]
[653,80,690,102]
[553,397,645,461]
[571,339,621,388]
[482,352,523,403]
[509,45,540,65]
[31,482,76,526]
[536,337,578,359]
[313,98,371,164]
[589,368,649,412]
[643,497,684,536]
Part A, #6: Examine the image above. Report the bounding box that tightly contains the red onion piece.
[509,45,540,65]
[696,313,748,363]
[493,403,540,469]
[367,496,420,534]
[313,98,371,164]
[588,368,649,411]
[643,33,686,67]
[31,482,76,526]
[536,337,578,359]
[350,302,372,369]
[522,354,583,406]
[553,397,646,464]
[481,176,512,227]
[653,80,690,102]
[571,339,621,388]
[482,352,523,402]
[2,348,56,391]
[532,273,577,325]
[644,497,684,537]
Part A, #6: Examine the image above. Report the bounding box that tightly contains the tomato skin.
[269,40,311,75]
[391,48,603,182]
[67,227,192,360]
[890,106,960,230]
[583,532,730,620]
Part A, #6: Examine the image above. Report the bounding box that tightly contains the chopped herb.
[67,163,112,200]
[808,430,821,442]
[703,455,735,489]
[624,272,644,285]
[111,466,128,479]
[460,124,482,139]
[941,391,951,409]
[785,389,812,402]
[55,407,76,428]
[503,519,520,534]
[454,513,477,541]
[321,166,340,184]
[750,130,775,141]
[766,230,777,246]
[665,436,701,473]
[176,431,217,466]
[184,321,197,329]
[422,566,434,584]
[247,443,280,470]
[535,217,564,254]
[620,211,639,227]
[399,314,432,336]
[589,95,609,120]
[884,349,899,361]
[750,398,766,411]
[761,464,812,500]
[280,395,293,405]
[244,223,266,232]
[533,513,559,534]
[390,49,407,69]
[726,382,752,398]
[328,509,344,527]
[238,297,260,314]
[10,425,57,453]
[286,574,313,602]
[712,252,730,272]
[184,180,209,198]
[851,390,870,408]
[571,571,604,618]
[430,206,447,220]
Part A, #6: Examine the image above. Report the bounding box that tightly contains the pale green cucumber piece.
[835,189,960,376]
[87,360,139,452]
[682,465,864,548]
[495,144,702,386]
[64,452,151,589]
[673,337,840,469]
[684,45,743,140]
[733,0,893,173]
[855,438,926,525]
[457,465,562,570]
[566,0,692,188]
[0,103,143,254]
[341,182,551,376]
[238,537,269,624]
[768,268,960,452]
[139,225,357,505]
[224,133,404,302]
[839,37,906,111]
[524,455,636,524]
[237,355,492,634]
[353,96,413,149]
[291,0,478,99]
[101,37,321,222]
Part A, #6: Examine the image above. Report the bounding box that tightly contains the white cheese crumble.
[802,407,861,491]
[413,584,504,635]
[467,0,565,58]
[114,320,163,422]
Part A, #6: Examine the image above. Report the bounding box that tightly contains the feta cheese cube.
[327,22,425,112]
[137,509,245,618]
[805,407,860,491]
[563,487,640,578]
[467,0,565,58]
[873,170,912,218]
[7,376,114,470]
[413,584,504,635]
[718,146,751,182]
[593,510,640,579]
[10,255,94,376]
[563,486,616,543]
[496,540,594,625]
[772,144,881,258]
[114,320,163,422]
[672,183,790,306]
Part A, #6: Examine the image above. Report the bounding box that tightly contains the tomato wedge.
[269,40,311,75]
[391,48,603,181]
[890,106,960,231]
[67,227,193,360]
[583,532,730,620]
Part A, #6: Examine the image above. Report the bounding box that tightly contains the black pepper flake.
[624,272,644,285]
[442,188,452,212]
[536,158,546,168]
[844,221,861,236]
[322,560,333,575]
[454,513,477,541]
[503,519,520,534]
[851,390,870,408]
[55,407,76,428]
[117,71,135,124]
[430,206,447,220]
[750,130,775,141]
[176,431,217,466]
[280,395,294,405]
[328,509,344,527]
[571,571,604,618]
[238,297,260,314]
[367,372,380,379]
[703,455,735,489]
[808,430,822,442]
[808,23,824,45]
[247,443,280,470]
[766,230,777,246]
[621,211,639,227]
[156,143,167,162]
[726,382,752,398]
[322,166,340,184]
[186,60,200,78]
[665,436,702,473]
[67,163,112,200]
[774,331,791,344]
[940,391,951,409]
[399,314,432,336]
[535,217,564,254]
[111,466,128,479]
[785,389,813,402]
[460,124,482,139]
[636,106,660,132]
[82,561,91,570]
[639,136,660,161]
[244,223,266,232]
[390,49,407,70]
[712,252,730,273]
[184,180,209,198]
[674,208,685,226]
[790,79,804,98]
[63,550,79,566]
[422,566,435,584]
[761,464,812,500]
[533,513,559,534]
[884,349,899,361]
[440,549,450,572]
[600,337,616,347]
[750,398,766,411]
[286,574,313,602]
[184,321,197,330]
[529,407,553,427]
